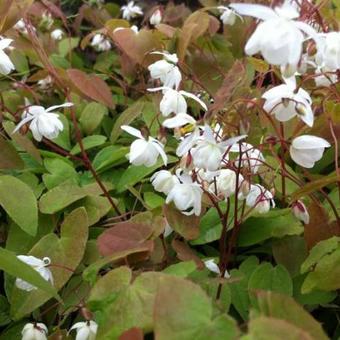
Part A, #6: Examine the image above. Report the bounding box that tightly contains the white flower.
[314,67,337,87]
[289,135,330,168]
[90,34,111,52]
[121,125,167,167]
[316,32,340,70]
[234,143,265,174]
[69,321,98,340]
[148,52,182,89]
[191,126,246,171]
[148,87,207,116]
[22,323,48,340]
[262,77,314,127]
[218,6,239,25]
[121,1,143,20]
[13,103,73,142]
[204,259,230,278]
[176,127,202,157]
[0,38,15,75]
[163,113,196,129]
[150,9,162,25]
[51,29,64,40]
[166,172,203,216]
[246,184,275,214]
[230,2,317,70]
[14,19,27,33]
[214,169,238,198]
[114,25,139,34]
[151,170,179,194]
[37,75,53,90]
[16,256,53,291]
[163,221,173,238]
[292,200,310,224]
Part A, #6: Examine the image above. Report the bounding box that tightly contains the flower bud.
[292,200,310,224]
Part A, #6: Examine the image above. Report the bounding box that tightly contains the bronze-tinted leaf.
[67,69,115,109]
[163,204,200,240]
[97,222,154,256]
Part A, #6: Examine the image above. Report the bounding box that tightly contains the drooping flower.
[51,28,64,40]
[204,259,230,278]
[13,103,72,142]
[218,6,239,26]
[191,125,246,171]
[148,51,182,89]
[233,143,265,174]
[262,77,314,127]
[37,75,53,90]
[292,200,310,224]
[22,322,48,340]
[90,34,111,52]
[147,87,207,116]
[150,9,162,25]
[121,1,143,21]
[246,184,275,214]
[163,113,196,129]
[121,125,167,167]
[166,172,203,216]
[289,135,330,168]
[316,32,340,70]
[214,169,238,198]
[16,256,53,291]
[230,2,317,70]
[151,170,179,194]
[69,321,98,340]
[0,38,15,75]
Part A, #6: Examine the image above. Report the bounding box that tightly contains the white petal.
[162,113,196,128]
[121,125,144,139]
[180,90,208,110]
[45,102,74,112]
[292,135,330,149]
[230,3,277,20]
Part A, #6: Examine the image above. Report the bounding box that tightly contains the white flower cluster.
[21,320,98,340]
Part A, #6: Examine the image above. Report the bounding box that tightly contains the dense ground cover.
[0,0,339,339]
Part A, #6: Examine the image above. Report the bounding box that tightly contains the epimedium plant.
[0,0,339,339]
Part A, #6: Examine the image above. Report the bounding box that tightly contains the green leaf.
[116,156,177,193]
[52,114,71,150]
[10,208,88,320]
[58,37,80,57]
[39,180,87,214]
[0,136,24,170]
[254,291,328,340]
[0,175,38,236]
[248,263,293,307]
[88,266,132,311]
[97,272,167,339]
[42,158,78,189]
[110,98,146,143]
[0,248,58,299]
[154,276,239,340]
[80,102,107,135]
[92,145,129,173]
[0,295,10,326]
[191,202,227,245]
[163,261,197,277]
[247,316,317,340]
[229,256,259,320]
[237,209,303,247]
[70,135,107,155]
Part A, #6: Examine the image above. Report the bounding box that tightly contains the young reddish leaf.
[67,69,115,109]
[0,136,24,170]
[97,222,154,256]
[304,202,340,250]
[171,239,204,269]
[163,204,200,240]
[119,327,144,340]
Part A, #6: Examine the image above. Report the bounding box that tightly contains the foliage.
[0,0,339,339]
